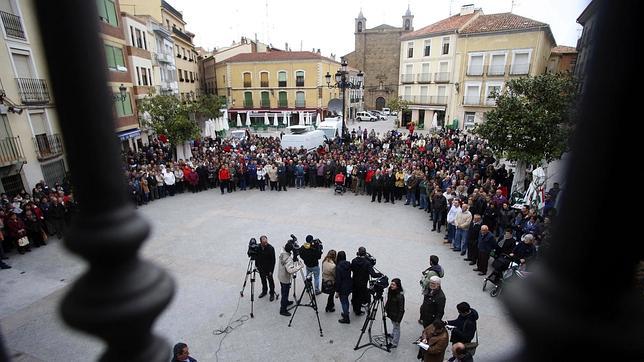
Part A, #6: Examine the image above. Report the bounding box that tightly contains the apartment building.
[0,0,65,194]
[161,0,198,102]
[219,51,356,126]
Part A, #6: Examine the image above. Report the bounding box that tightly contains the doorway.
[375,97,385,110]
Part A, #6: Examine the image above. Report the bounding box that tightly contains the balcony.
[467,64,484,76]
[487,64,506,76]
[243,100,253,108]
[434,72,450,83]
[16,78,50,104]
[510,62,530,75]
[417,73,432,83]
[155,53,173,63]
[295,100,306,108]
[33,133,64,160]
[0,136,26,167]
[464,95,481,106]
[400,74,415,84]
[405,95,448,105]
[1,11,26,40]
[432,96,448,105]
[172,27,193,43]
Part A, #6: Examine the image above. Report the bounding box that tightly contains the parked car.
[382,107,391,116]
[370,110,386,120]
[356,111,377,122]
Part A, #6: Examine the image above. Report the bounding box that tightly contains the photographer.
[277,241,304,317]
[351,246,381,316]
[299,235,323,294]
[256,235,276,301]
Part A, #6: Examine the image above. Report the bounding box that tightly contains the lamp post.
[325,60,363,135]
[112,84,127,102]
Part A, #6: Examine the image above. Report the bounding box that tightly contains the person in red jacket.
[7,212,30,254]
[365,167,375,196]
[218,164,231,194]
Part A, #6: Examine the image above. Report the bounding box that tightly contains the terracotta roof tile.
[401,12,478,40]
[551,45,577,54]
[224,51,338,64]
[460,13,547,34]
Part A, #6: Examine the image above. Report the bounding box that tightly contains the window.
[243,72,251,87]
[424,40,431,57]
[141,67,149,85]
[143,32,147,50]
[278,71,287,87]
[405,19,411,31]
[420,63,430,82]
[485,82,503,105]
[278,91,288,107]
[442,37,450,55]
[296,71,304,87]
[295,91,305,107]
[104,44,126,71]
[358,21,363,32]
[403,86,411,101]
[178,68,183,81]
[261,91,270,107]
[468,53,484,76]
[130,26,135,46]
[115,93,133,117]
[489,53,506,75]
[97,0,118,27]
[464,112,476,128]
[464,82,481,105]
[135,29,143,48]
[148,68,152,85]
[136,67,141,85]
[244,91,253,108]
[184,70,188,81]
[512,50,531,75]
[402,64,413,83]
[407,42,414,58]
[260,72,269,87]
[41,159,66,188]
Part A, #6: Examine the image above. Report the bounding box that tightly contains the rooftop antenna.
[511,0,519,12]
[449,0,454,16]
[265,0,270,44]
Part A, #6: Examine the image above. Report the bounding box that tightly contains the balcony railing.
[243,100,253,108]
[295,100,306,108]
[172,27,193,43]
[155,53,173,63]
[404,95,449,105]
[33,133,64,160]
[467,64,484,76]
[278,81,287,87]
[434,72,450,83]
[16,78,50,104]
[464,95,481,105]
[432,96,448,105]
[487,64,506,76]
[511,62,530,75]
[0,136,26,166]
[1,11,26,40]
[417,73,432,83]
[400,74,415,83]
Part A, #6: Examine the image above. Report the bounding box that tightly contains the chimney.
[460,4,475,15]
[317,49,321,54]
[285,42,288,51]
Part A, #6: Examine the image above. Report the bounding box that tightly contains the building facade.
[575,0,597,98]
[97,0,140,148]
[547,46,577,74]
[0,0,66,194]
[161,0,198,102]
[345,8,414,111]
[219,51,353,126]
[398,5,479,128]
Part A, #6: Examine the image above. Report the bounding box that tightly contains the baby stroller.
[482,254,531,297]
[334,173,346,195]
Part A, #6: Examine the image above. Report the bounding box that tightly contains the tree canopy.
[387,97,410,114]
[474,72,577,166]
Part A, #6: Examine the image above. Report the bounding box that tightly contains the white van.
[280,129,326,152]
[318,116,343,138]
[356,111,376,122]
[382,107,391,116]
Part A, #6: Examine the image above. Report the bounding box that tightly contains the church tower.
[355,9,366,33]
[402,5,414,31]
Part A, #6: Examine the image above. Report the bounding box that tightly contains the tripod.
[288,269,324,337]
[239,258,258,318]
[354,293,391,352]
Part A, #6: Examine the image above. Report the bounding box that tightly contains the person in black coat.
[351,246,381,315]
[277,163,287,191]
[256,235,276,301]
[465,215,482,264]
[474,225,496,275]
[334,250,352,324]
[431,190,448,232]
[385,278,405,347]
[447,302,479,344]
[371,171,384,203]
[420,275,446,328]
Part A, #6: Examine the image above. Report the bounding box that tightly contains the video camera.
[247,238,260,259]
[368,275,389,298]
[365,252,376,266]
[287,234,301,261]
[310,238,323,253]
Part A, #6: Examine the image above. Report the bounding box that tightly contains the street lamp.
[325,60,364,134]
[113,84,127,102]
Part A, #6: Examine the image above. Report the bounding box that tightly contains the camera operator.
[299,235,323,295]
[351,246,381,316]
[256,235,276,301]
[277,240,304,317]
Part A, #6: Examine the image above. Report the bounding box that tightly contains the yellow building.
[218,51,355,126]
[0,0,66,193]
[161,0,199,101]
[454,12,556,129]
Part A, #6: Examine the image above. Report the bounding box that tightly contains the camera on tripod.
[365,252,376,266]
[247,238,260,259]
[368,275,389,298]
[287,234,301,260]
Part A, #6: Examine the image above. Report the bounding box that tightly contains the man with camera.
[256,235,276,301]
[277,239,304,316]
[299,235,323,295]
[351,246,381,316]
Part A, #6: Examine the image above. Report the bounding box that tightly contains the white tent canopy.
[245,113,251,126]
[273,112,279,126]
[236,113,242,127]
[264,112,269,125]
[315,112,321,127]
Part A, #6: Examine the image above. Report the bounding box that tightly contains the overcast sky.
[168,0,590,57]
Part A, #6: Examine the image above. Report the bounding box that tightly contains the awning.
[117,129,141,141]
